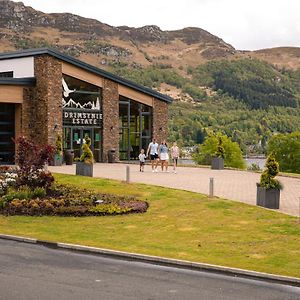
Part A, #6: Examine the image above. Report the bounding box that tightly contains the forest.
[110,58,300,154]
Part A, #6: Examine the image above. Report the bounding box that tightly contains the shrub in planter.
[51,134,63,166]
[256,153,282,209]
[76,137,94,177]
[211,137,225,170]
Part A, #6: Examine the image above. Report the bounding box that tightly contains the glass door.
[93,128,102,162]
[140,112,152,152]
[72,128,82,159]
[119,101,130,160]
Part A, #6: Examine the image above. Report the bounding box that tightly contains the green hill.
[110,58,300,154]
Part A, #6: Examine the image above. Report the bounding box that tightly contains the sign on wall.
[62,77,102,127]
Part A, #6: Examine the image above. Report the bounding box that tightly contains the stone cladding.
[102,78,119,162]
[22,55,62,146]
[152,98,168,143]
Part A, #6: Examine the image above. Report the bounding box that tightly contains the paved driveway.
[49,163,300,217]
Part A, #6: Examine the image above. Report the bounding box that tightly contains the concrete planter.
[256,186,280,209]
[50,154,63,166]
[76,162,93,177]
[211,157,224,170]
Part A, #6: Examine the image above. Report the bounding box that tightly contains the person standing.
[171,142,179,173]
[158,140,169,172]
[146,138,159,172]
[138,149,146,172]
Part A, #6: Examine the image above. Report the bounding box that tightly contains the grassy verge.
[1,173,300,278]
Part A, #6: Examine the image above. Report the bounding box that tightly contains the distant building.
[0,48,172,164]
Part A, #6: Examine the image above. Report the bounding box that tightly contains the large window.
[0,104,15,164]
[119,97,152,160]
[62,75,102,162]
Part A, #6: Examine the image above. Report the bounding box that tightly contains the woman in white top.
[170,142,179,173]
[158,140,169,172]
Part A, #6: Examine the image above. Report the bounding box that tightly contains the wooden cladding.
[118,85,153,107]
[62,62,103,87]
[0,85,23,103]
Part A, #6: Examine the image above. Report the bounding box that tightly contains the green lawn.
[1,173,300,278]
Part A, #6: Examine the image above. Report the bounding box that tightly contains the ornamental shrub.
[259,153,282,190]
[55,134,63,156]
[215,137,225,158]
[15,136,55,189]
[79,136,94,164]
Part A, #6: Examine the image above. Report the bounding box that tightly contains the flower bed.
[0,183,148,217]
[0,137,148,217]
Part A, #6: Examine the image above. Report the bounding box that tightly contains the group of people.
[138,138,179,173]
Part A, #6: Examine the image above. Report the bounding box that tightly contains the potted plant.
[211,137,225,170]
[52,134,63,166]
[75,136,94,177]
[256,153,282,209]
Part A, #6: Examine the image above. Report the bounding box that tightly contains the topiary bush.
[79,136,94,164]
[259,153,282,190]
[215,136,225,158]
[55,134,63,156]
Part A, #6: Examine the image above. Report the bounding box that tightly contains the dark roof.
[0,77,36,86]
[0,48,172,103]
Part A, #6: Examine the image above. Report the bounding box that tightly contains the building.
[0,48,172,164]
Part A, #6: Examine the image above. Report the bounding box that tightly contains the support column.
[22,55,62,146]
[152,98,168,143]
[102,78,119,162]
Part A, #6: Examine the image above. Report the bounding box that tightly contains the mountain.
[0,0,236,70]
[1,0,300,153]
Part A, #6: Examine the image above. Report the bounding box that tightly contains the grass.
[1,173,300,278]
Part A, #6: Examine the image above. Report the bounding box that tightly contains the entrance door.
[0,104,15,164]
[64,127,101,162]
[71,128,93,159]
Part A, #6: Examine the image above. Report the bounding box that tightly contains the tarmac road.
[0,239,300,300]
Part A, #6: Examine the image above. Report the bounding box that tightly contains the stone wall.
[102,78,119,162]
[152,98,168,143]
[22,55,62,146]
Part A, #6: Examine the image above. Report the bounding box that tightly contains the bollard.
[126,166,130,183]
[209,177,214,198]
[298,197,300,223]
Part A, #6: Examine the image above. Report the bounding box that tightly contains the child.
[138,149,146,172]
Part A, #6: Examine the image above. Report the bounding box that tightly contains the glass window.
[119,97,152,160]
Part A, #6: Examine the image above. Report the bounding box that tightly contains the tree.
[267,132,300,174]
[193,133,246,169]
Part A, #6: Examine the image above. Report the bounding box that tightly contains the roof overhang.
[0,77,36,86]
[0,48,173,104]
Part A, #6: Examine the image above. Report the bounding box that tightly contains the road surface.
[0,239,299,300]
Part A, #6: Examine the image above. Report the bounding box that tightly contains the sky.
[11,0,300,50]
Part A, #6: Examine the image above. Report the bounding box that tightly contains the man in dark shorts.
[146,138,159,172]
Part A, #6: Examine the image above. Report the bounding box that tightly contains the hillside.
[0,0,236,73]
[1,0,300,154]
